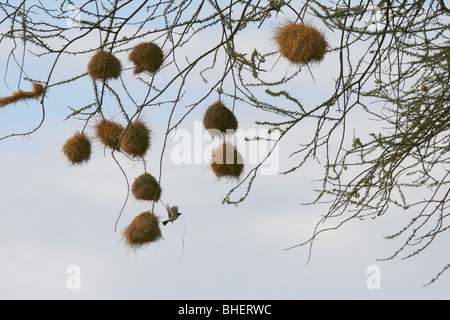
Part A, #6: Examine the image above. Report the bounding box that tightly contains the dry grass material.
[123,212,162,250]
[95,119,124,150]
[129,42,164,74]
[62,133,91,165]
[120,120,151,157]
[203,101,238,135]
[132,173,162,201]
[275,22,327,65]
[87,49,122,81]
[0,83,45,108]
[210,142,244,180]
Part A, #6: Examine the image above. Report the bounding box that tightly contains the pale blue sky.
[0,1,448,299]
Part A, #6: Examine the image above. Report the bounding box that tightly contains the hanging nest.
[123,212,162,250]
[275,22,327,65]
[87,49,122,81]
[132,173,162,202]
[95,119,124,150]
[210,142,244,180]
[129,42,164,74]
[120,120,151,157]
[62,133,91,165]
[203,101,238,136]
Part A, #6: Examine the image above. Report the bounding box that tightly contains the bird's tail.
[162,220,169,226]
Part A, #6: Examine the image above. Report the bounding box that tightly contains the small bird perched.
[162,204,182,225]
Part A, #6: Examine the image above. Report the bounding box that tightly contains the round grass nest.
[275,22,327,65]
[129,42,164,74]
[95,119,124,150]
[120,120,151,157]
[62,133,91,165]
[87,49,122,81]
[123,212,162,249]
[203,101,238,136]
[210,142,244,179]
[132,173,162,202]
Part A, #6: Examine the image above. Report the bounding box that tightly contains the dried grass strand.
[0,83,45,108]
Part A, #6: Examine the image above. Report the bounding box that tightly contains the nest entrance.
[129,42,164,74]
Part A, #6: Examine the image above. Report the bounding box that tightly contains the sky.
[0,1,449,300]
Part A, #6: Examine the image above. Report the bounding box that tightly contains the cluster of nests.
[62,118,151,164]
[62,116,163,250]
[63,40,164,164]
[203,100,244,180]
[62,118,160,249]
[61,21,328,250]
[62,100,245,250]
[62,42,165,250]
[87,42,164,82]
[200,21,329,179]
[120,100,245,250]
[63,20,328,168]
[124,172,163,250]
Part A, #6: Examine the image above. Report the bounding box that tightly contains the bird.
[162,204,182,225]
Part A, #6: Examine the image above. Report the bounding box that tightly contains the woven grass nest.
[203,101,238,136]
[129,42,164,74]
[210,142,244,180]
[275,22,327,65]
[87,49,122,81]
[0,82,45,108]
[132,173,162,202]
[95,119,124,150]
[62,133,91,165]
[120,120,151,158]
[123,212,162,250]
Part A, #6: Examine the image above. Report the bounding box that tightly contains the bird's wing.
[171,206,178,214]
[166,204,173,218]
